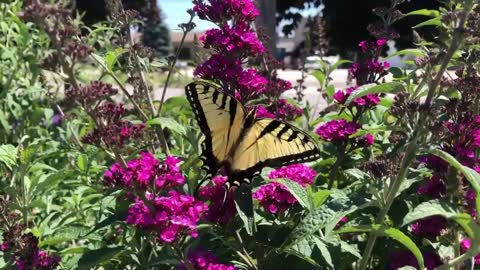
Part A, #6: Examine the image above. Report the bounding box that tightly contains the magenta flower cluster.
[460,238,480,264]
[349,39,391,85]
[333,86,380,108]
[104,152,208,243]
[104,152,184,190]
[200,22,265,57]
[316,119,374,147]
[126,191,207,243]
[199,176,236,224]
[194,0,301,119]
[179,249,235,270]
[253,164,316,214]
[193,0,259,23]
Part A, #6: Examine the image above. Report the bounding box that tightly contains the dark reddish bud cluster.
[63,42,93,61]
[65,81,118,107]
[0,198,60,270]
[81,103,145,148]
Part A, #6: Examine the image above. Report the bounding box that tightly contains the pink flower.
[126,192,208,243]
[103,152,185,191]
[193,0,259,23]
[460,239,480,265]
[315,119,359,142]
[253,164,316,214]
[179,249,236,270]
[199,176,236,224]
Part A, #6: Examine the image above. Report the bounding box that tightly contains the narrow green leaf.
[405,9,440,18]
[413,17,441,29]
[336,225,424,269]
[77,154,88,172]
[272,178,310,210]
[328,60,352,73]
[387,49,426,59]
[345,82,405,105]
[77,247,124,270]
[147,117,187,136]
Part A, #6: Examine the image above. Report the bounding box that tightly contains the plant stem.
[156,13,195,116]
[328,145,345,189]
[358,3,474,268]
[358,140,418,270]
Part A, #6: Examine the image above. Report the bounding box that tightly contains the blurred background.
[75,0,441,100]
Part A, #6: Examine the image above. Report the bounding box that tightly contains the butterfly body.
[186,81,320,189]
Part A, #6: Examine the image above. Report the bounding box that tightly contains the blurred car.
[304,55,322,70]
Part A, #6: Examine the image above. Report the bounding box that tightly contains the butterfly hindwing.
[229,119,320,187]
[185,82,246,177]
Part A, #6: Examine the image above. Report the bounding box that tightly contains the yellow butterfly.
[186,81,320,189]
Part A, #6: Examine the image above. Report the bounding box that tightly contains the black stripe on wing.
[185,82,219,178]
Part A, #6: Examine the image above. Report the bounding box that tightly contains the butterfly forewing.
[185,82,246,176]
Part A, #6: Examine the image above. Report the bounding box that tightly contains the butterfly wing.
[228,119,320,188]
[185,81,246,177]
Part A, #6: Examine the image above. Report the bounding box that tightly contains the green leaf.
[77,154,88,172]
[286,238,321,267]
[282,195,370,249]
[345,82,405,105]
[235,185,255,235]
[86,210,129,236]
[147,117,187,136]
[336,225,424,269]
[312,236,333,268]
[272,178,310,210]
[387,49,426,59]
[404,9,440,18]
[428,148,480,214]
[0,144,17,169]
[311,190,330,208]
[328,60,352,74]
[413,17,442,29]
[104,48,126,71]
[312,71,326,86]
[401,199,458,226]
[77,247,124,270]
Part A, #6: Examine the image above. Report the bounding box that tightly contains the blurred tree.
[76,0,171,57]
[277,0,441,58]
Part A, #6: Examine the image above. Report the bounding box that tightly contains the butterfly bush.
[0,199,60,270]
[253,164,316,214]
[179,249,236,270]
[193,0,302,119]
[104,152,207,243]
